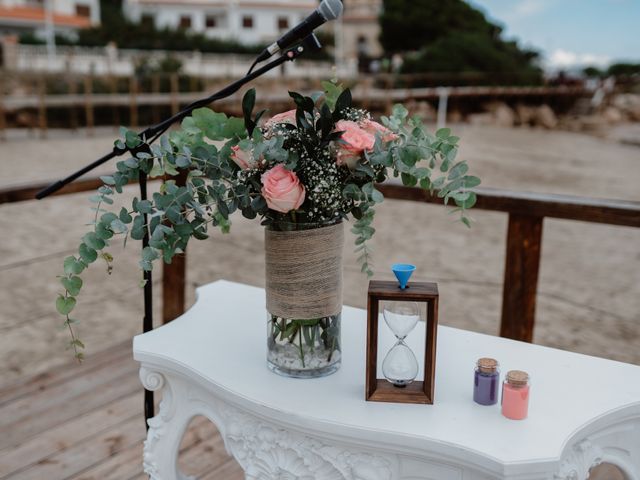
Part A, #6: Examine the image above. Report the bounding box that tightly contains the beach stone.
[485,101,516,127]
[602,106,624,124]
[468,113,494,126]
[612,94,640,121]
[533,105,558,129]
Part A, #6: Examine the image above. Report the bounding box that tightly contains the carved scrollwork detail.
[554,439,604,480]
[218,402,395,480]
[143,414,166,479]
[139,366,165,391]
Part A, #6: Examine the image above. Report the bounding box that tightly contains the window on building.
[75,4,91,18]
[141,14,154,27]
[242,15,253,28]
[179,15,192,29]
[205,15,217,28]
[277,16,288,29]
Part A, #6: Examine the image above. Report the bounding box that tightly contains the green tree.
[607,63,640,77]
[380,0,542,84]
[380,0,500,53]
[583,66,604,78]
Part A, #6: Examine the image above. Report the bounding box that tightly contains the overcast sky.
[468,0,640,70]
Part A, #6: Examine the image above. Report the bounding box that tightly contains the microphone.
[255,0,343,63]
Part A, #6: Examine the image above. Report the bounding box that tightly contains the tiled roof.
[0,6,92,28]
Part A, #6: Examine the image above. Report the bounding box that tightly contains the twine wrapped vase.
[265,220,344,378]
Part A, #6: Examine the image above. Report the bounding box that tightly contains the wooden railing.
[2,178,639,342]
[0,71,589,138]
[377,185,640,341]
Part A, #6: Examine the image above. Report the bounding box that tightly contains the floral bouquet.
[56,79,479,376]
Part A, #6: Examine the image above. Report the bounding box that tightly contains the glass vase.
[267,313,341,378]
[265,219,343,378]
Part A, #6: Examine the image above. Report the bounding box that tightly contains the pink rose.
[230,145,258,170]
[361,119,398,142]
[261,164,306,213]
[266,109,297,127]
[334,120,375,169]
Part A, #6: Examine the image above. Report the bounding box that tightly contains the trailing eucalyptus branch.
[56,79,480,359]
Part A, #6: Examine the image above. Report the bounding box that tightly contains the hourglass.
[365,265,439,404]
[382,301,420,387]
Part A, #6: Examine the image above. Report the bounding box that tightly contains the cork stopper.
[506,370,529,386]
[476,357,499,374]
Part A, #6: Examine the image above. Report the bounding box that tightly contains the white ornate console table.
[134,280,640,480]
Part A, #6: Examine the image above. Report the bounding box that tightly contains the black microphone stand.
[36,34,322,428]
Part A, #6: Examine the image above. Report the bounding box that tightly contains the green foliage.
[401,32,543,84]
[380,0,542,83]
[56,84,480,360]
[380,0,501,53]
[77,15,264,53]
[607,63,640,77]
[583,66,604,78]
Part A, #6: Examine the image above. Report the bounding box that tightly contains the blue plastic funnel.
[392,263,416,289]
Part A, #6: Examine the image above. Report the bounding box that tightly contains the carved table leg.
[140,367,196,480]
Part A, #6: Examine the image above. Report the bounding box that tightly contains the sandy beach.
[1,124,639,385]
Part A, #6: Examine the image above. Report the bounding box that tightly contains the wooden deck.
[0,341,244,480]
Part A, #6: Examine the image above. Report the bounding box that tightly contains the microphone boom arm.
[36,34,322,200]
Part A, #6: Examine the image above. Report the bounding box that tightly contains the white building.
[123,0,318,46]
[0,0,100,39]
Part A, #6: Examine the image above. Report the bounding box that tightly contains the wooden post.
[170,73,179,115]
[0,74,6,141]
[384,75,393,114]
[37,77,47,138]
[69,76,78,131]
[129,76,138,128]
[162,254,186,324]
[84,75,94,136]
[110,76,120,128]
[162,171,188,324]
[500,213,544,343]
[151,74,160,124]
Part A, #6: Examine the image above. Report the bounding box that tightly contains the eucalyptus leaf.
[56,295,76,315]
[61,276,83,296]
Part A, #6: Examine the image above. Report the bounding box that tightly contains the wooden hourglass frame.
[366,280,439,404]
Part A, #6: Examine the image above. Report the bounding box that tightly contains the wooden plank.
[170,73,179,115]
[500,214,543,342]
[13,413,143,480]
[175,420,235,480]
[0,177,161,205]
[377,184,640,228]
[9,179,637,228]
[69,416,227,480]
[0,346,135,427]
[0,75,6,141]
[0,340,131,407]
[162,171,188,324]
[0,363,140,449]
[37,77,47,139]
[3,85,588,111]
[151,74,161,124]
[109,76,120,127]
[68,77,79,131]
[199,459,244,480]
[163,253,186,324]
[0,392,139,477]
[0,178,105,204]
[84,76,94,136]
[67,439,144,480]
[129,76,138,129]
